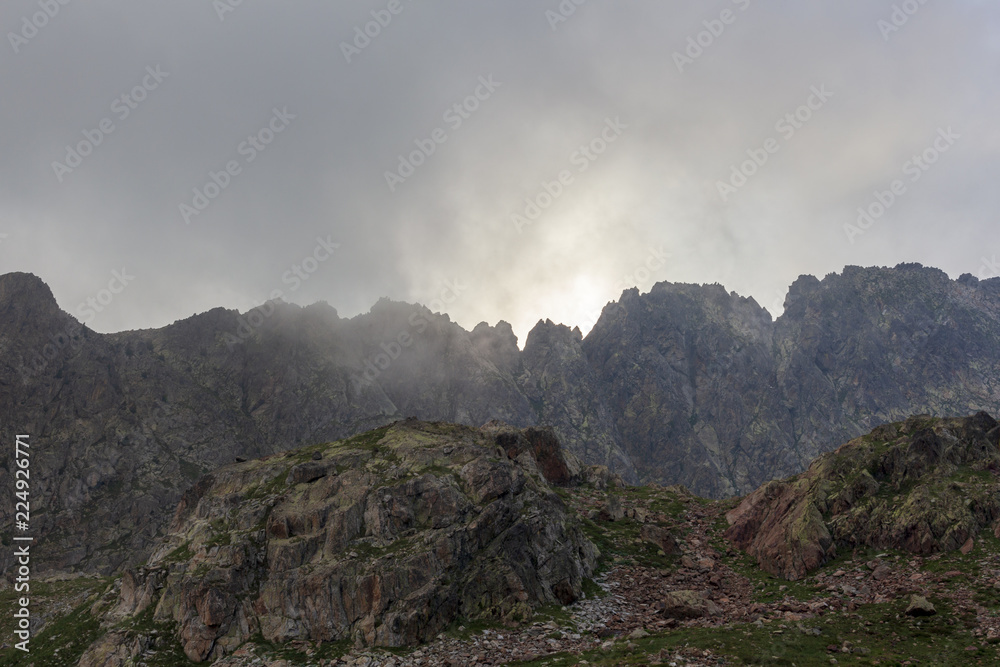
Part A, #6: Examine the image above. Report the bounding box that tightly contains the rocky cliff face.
[724,412,1000,580]
[582,283,794,498]
[774,265,1000,466]
[3,263,1000,576]
[579,265,1000,499]
[519,320,631,474]
[78,420,599,664]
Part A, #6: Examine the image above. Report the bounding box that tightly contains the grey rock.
[905,595,936,616]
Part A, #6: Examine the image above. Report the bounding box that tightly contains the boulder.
[656,590,722,619]
[287,460,334,485]
[640,524,681,555]
[599,496,625,521]
[905,595,936,616]
[486,423,579,486]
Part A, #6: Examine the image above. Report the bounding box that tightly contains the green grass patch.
[285,441,332,465]
[0,598,103,667]
[581,576,605,600]
[580,517,678,572]
[508,597,995,666]
[338,425,392,453]
[244,632,352,663]
[204,531,232,547]
[530,602,578,630]
[162,540,194,563]
[117,606,200,666]
[245,467,291,499]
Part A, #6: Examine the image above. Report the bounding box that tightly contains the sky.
[1,0,998,346]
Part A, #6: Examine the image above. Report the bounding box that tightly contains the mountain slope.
[10,416,1000,666]
[725,412,1000,580]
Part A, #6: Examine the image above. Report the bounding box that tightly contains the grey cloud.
[1,0,997,344]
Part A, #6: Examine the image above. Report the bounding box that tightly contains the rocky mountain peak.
[524,318,583,350]
[0,271,63,325]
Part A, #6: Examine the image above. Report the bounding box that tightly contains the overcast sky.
[1,1,998,345]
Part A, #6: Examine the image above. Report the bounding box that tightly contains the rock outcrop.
[724,412,1000,580]
[80,420,598,663]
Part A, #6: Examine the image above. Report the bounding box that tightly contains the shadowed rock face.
[582,282,792,499]
[4,262,1000,576]
[81,420,599,663]
[724,412,1000,580]
[519,320,633,475]
[483,420,581,486]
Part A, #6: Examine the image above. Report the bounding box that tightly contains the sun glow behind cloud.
[0,1,996,345]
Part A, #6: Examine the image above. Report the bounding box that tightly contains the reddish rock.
[488,424,577,486]
[960,537,974,555]
[723,477,834,580]
[725,414,1000,580]
[598,496,625,521]
[639,524,680,555]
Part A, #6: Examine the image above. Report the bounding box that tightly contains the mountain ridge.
[2,264,1000,576]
